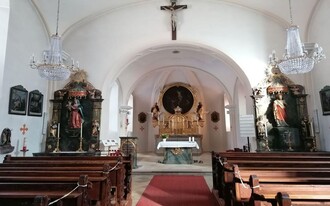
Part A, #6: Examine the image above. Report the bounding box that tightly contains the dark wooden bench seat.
[214,151,330,157]
[249,175,330,206]
[0,175,89,206]
[211,151,330,206]
[1,155,132,206]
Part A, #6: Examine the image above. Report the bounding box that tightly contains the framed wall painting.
[8,85,28,115]
[28,90,43,117]
[138,112,147,123]
[320,86,330,115]
[161,83,195,114]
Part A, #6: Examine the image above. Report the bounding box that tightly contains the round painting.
[162,85,194,114]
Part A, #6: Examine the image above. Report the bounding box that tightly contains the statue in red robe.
[67,98,83,128]
[273,94,288,127]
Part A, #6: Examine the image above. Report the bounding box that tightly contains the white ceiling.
[31,0,320,38]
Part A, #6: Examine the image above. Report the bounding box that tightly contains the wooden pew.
[0,167,112,206]
[2,155,133,206]
[0,161,124,204]
[211,151,330,205]
[248,175,330,206]
[33,195,49,206]
[3,154,133,196]
[0,175,90,206]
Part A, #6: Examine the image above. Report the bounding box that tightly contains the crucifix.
[160,0,187,40]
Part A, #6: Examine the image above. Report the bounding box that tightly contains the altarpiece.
[252,65,316,152]
[45,71,103,153]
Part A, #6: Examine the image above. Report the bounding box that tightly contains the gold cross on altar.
[20,124,28,135]
[160,0,187,40]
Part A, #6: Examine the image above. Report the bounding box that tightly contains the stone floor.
[131,152,213,205]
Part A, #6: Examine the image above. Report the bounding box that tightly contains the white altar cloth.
[157,141,199,150]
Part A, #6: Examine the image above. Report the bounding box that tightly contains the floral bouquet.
[160,133,169,139]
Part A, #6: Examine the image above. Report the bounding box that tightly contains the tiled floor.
[131,152,213,205]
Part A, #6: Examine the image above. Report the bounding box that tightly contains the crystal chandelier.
[278,0,325,74]
[30,0,79,81]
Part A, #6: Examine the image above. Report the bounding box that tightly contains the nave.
[131,153,213,205]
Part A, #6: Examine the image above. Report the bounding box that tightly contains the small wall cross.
[20,124,28,135]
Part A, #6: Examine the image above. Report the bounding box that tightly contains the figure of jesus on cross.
[161,0,187,40]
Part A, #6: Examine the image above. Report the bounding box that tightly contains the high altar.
[152,83,204,163]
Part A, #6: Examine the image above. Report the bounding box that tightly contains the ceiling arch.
[116,43,250,105]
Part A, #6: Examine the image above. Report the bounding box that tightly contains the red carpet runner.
[136,175,218,206]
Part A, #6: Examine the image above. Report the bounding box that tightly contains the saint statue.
[92,120,100,136]
[66,98,84,128]
[273,94,288,127]
[256,117,266,136]
[196,102,203,121]
[49,121,58,137]
[151,102,160,121]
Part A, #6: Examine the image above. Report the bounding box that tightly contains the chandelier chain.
[288,0,293,25]
[56,0,60,35]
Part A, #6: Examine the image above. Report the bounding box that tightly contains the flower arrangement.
[160,133,169,139]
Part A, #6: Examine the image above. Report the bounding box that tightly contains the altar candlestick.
[192,137,195,142]
[310,121,314,137]
[57,123,60,138]
[22,137,27,151]
[264,123,268,137]
[80,122,83,137]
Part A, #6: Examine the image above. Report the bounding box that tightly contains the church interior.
[1,0,330,205]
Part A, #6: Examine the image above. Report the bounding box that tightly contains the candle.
[189,137,191,142]
[310,120,314,137]
[23,137,26,151]
[264,122,268,137]
[192,137,195,142]
[80,122,83,137]
[57,123,60,138]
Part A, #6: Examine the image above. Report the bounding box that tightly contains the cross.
[20,124,28,135]
[160,0,187,40]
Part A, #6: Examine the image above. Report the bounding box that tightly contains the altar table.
[157,141,199,164]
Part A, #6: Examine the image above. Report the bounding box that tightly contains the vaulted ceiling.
[32,0,320,39]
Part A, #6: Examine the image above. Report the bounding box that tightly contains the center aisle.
[131,153,213,205]
[136,175,217,206]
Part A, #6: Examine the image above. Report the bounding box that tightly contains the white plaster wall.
[0,0,49,159]
[0,0,9,98]
[308,0,330,151]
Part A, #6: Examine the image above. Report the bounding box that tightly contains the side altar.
[45,71,103,153]
[252,58,317,152]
